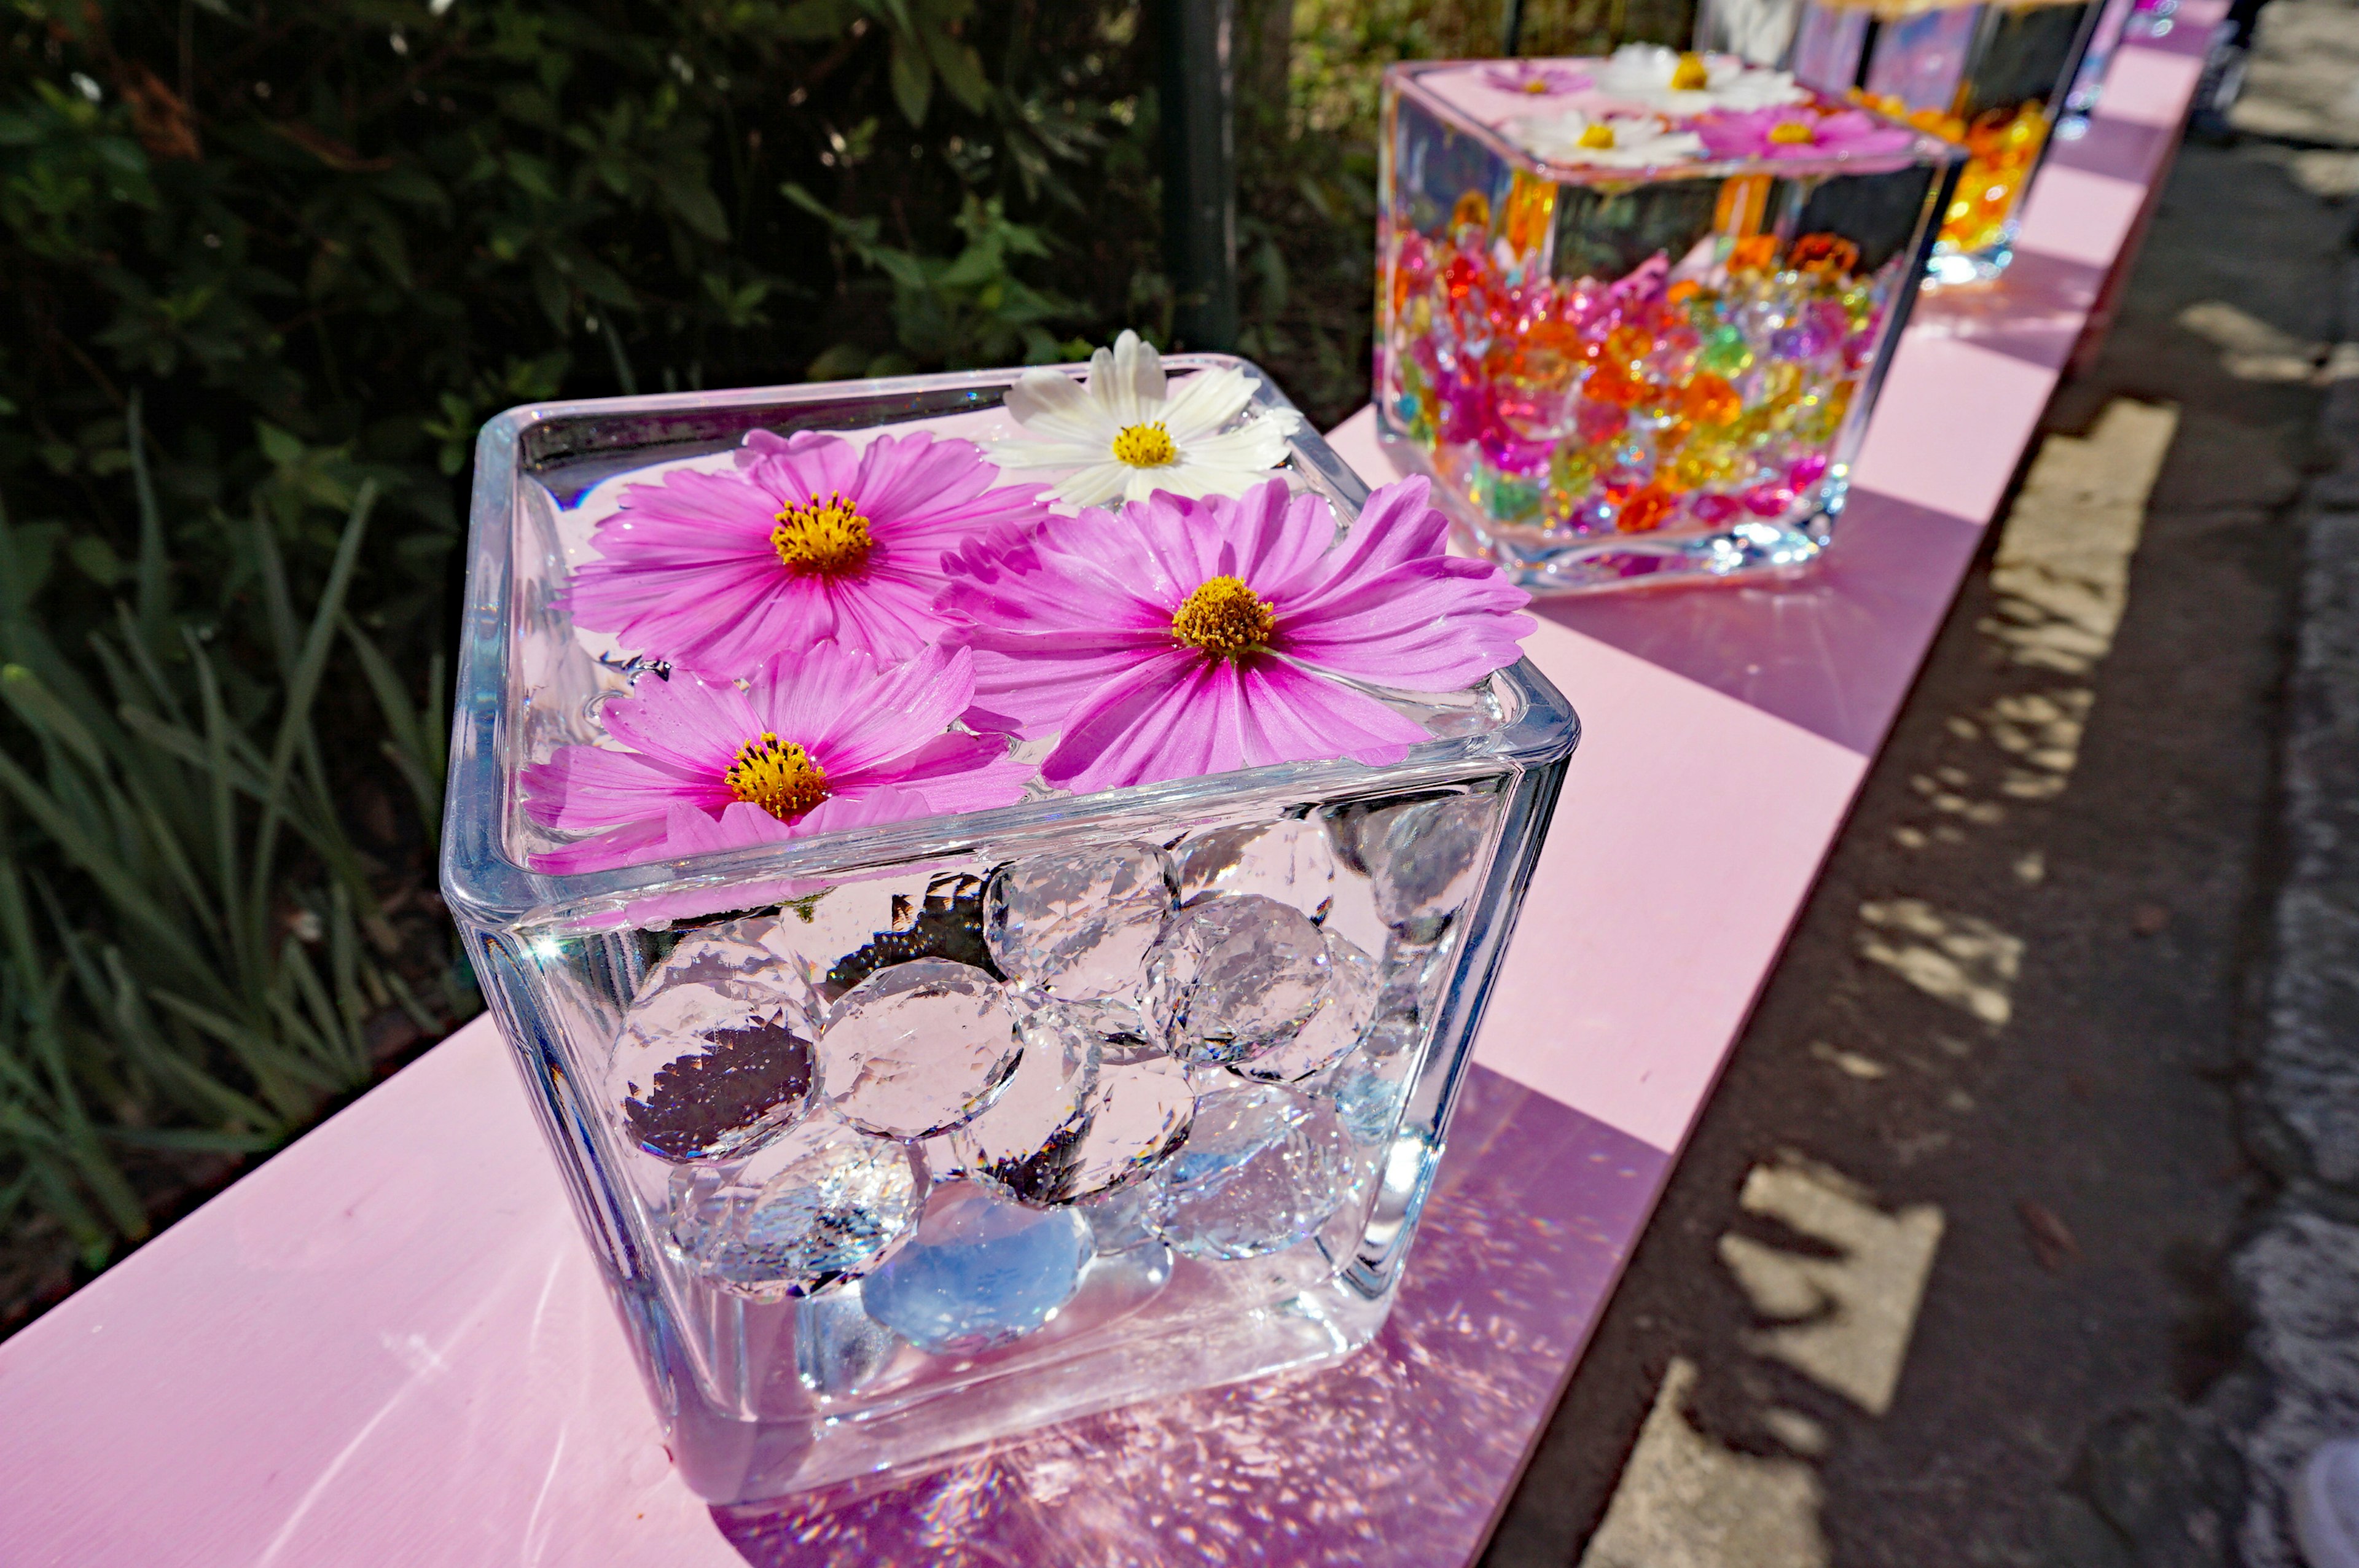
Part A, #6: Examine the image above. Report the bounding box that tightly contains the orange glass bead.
[1584,362,1646,408]
[1788,233,1860,276]
[1616,484,1678,534]
[1667,279,1701,306]
[1678,373,1742,427]
[1451,190,1492,234]
[1729,235,1778,273]
[1606,324,1654,362]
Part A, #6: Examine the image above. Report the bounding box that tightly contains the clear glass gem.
[1146,1083,1352,1261]
[953,1002,1195,1205]
[793,1285,904,1398]
[984,843,1175,1002]
[669,1117,926,1300]
[1324,1053,1412,1145]
[818,958,1021,1138]
[1173,819,1337,923]
[1144,894,1332,1066]
[1366,795,1497,934]
[609,933,815,1163]
[1233,932,1378,1084]
[861,1181,1096,1354]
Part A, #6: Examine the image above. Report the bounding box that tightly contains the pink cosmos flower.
[1479,61,1592,97]
[563,429,1050,676]
[938,477,1535,795]
[1696,106,1920,163]
[522,641,1030,874]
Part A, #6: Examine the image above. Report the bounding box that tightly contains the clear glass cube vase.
[440,364,1579,1504]
[1377,57,1960,595]
[1784,0,2104,281]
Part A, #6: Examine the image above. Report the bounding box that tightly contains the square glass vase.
[1377,59,1959,595]
[440,362,1580,1505]
[1783,0,2103,281]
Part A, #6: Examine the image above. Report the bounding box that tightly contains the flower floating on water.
[993,330,1301,507]
[1696,105,1920,163]
[1511,111,1704,169]
[1479,60,1592,97]
[1592,45,1804,115]
[523,641,1030,873]
[564,429,1049,676]
[939,476,1533,794]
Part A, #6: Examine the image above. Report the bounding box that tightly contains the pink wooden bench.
[0,23,2221,1562]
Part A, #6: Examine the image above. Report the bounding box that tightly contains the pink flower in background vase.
[523,641,1029,873]
[1479,61,1592,96]
[564,429,1050,676]
[938,477,1535,794]
[1696,106,1919,163]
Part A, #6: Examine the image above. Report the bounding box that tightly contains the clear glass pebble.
[669,1117,926,1300]
[1173,819,1337,923]
[609,933,815,1163]
[793,1285,904,1398]
[818,958,1022,1139]
[1234,932,1378,1084]
[953,1002,1195,1205]
[1367,795,1497,935]
[984,843,1174,1002]
[1324,1053,1413,1145]
[1146,1083,1352,1261]
[1144,894,1332,1066]
[861,1181,1096,1354]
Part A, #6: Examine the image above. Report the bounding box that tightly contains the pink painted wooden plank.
[2016,163,2152,268]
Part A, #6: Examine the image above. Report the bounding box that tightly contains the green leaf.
[888,37,933,126]
[661,179,730,243]
[67,534,124,587]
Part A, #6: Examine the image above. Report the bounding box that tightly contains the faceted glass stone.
[1233,932,1379,1084]
[670,1117,926,1300]
[984,844,1175,1002]
[861,1181,1096,1354]
[953,1002,1195,1206]
[1172,820,1337,923]
[1324,1051,1413,1145]
[1367,795,1497,935]
[793,1285,903,1398]
[1144,894,1332,1066]
[610,934,815,1163]
[1146,1083,1353,1261]
[818,958,1022,1139]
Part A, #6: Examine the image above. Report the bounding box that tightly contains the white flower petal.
[991,437,1117,470]
[1157,367,1258,440]
[1176,422,1290,469]
[1004,369,1109,432]
[1052,463,1133,507]
[1105,330,1168,426]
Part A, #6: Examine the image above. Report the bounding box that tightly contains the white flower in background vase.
[1592,44,1807,116]
[994,331,1301,507]
[1512,111,1705,170]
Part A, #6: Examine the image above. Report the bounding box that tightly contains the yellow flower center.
[1577,122,1618,150]
[1769,119,1817,145]
[1670,52,1710,91]
[1170,575,1277,660]
[771,492,874,576]
[725,733,831,822]
[1111,421,1178,469]
[1522,77,1552,93]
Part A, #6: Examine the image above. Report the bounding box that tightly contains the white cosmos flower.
[994,330,1301,507]
[1512,111,1705,170]
[1593,44,1806,116]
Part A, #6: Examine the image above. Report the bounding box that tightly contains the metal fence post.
[1159,0,1240,352]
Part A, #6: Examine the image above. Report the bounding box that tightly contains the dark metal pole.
[1159,0,1238,352]
[1501,0,1527,55]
